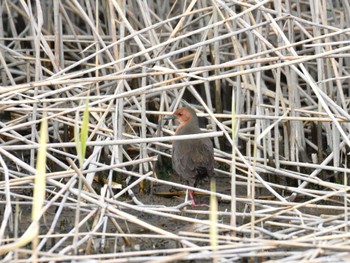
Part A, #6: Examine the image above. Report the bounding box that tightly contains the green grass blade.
[80,98,89,165]
[210,178,218,252]
[32,116,48,221]
[0,116,48,255]
[75,98,89,168]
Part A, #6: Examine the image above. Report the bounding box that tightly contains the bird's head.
[173,107,197,125]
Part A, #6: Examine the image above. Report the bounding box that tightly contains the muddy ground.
[0,169,249,255]
[1,165,337,262]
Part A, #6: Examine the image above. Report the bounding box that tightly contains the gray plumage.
[171,107,214,187]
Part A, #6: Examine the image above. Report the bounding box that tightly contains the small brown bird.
[170,107,214,206]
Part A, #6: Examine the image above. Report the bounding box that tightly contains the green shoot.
[75,98,90,168]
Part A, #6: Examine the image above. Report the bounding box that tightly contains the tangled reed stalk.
[1,0,350,262]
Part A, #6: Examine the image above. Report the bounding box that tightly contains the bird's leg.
[183,190,197,206]
[189,190,196,206]
[182,189,192,206]
[189,190,209,208]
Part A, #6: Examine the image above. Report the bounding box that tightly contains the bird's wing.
[173,139,214,182]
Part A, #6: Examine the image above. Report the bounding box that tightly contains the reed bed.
[1,0,350,262]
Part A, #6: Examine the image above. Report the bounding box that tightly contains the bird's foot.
[189,190,209,208]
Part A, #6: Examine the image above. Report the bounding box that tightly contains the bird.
[170,107,214,206]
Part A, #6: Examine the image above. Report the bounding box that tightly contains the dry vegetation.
[1,0,350,262]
